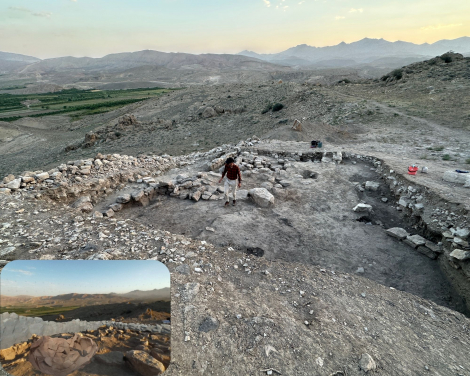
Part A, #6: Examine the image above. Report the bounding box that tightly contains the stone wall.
[0,312,170,349]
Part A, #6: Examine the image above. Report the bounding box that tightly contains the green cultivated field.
[0,87,173,122]
[0,305,81,317]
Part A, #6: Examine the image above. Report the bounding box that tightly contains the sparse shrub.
[428,58,438,66]
[466,158,470,164]
[428,146,444,151]
[261,103,273,114]
[441,53,453,63]
[442,154,451,160]
[272,103,284,112]
[114,131,122,137]
[391,69,403,80]
[380,75,390,81]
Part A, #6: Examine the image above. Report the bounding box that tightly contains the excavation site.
[1,53,470,375]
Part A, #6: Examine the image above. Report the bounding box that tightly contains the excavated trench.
[98,152,468,315]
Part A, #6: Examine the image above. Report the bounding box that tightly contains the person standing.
[218,157,242,206]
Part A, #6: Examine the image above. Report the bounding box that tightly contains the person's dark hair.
[225,157,235,164]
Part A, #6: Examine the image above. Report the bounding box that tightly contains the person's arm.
[237,166,242,187]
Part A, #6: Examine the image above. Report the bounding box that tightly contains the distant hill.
[17,50,282,74]
[239,36,470,68]
[0,51,40,63]
[118,288,171,302]
[0,288,170,307]
[0,51,41,73]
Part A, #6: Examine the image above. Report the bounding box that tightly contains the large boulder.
[249,188,274,207]
[5,179,21,190]
[125,350,165,376]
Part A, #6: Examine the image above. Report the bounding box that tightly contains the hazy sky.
[0,260,170,296]
[1,0,469,59]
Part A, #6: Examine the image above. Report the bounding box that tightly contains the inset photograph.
[0,260,170,376]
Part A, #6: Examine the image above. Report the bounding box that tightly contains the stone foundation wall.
[0,312,170,349]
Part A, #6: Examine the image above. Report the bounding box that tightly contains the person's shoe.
[232,200,236,206]
[224,201,230,207]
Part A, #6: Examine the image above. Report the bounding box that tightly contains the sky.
[0,260,170,296]
[0,0,469,59]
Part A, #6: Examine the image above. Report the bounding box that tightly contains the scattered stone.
[356,267,365,274]
[198,316,219,332]
[116,194,131,204]
[93,211,103,218]
[359,353,376,372]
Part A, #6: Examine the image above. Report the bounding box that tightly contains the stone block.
[403,235,427,249]
[416,246,439,260]
[386,227,409,240]
[450,249,470,261]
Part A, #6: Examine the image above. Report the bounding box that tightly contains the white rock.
[249,188,274,208]
[5,179,21,189]
[35,172,49,181]
[353,203,372,213]
[359,353,376,372]
[443,171,469,185]
[365,181,380,191]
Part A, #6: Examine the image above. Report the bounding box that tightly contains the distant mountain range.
[0,288,170,307]
[0,50,281,74]
[0,36,468,89]
[239,36,470,68]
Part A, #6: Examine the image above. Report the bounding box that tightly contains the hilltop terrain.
[0,53,469,375]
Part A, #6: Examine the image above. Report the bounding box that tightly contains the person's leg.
[224,178,230,204]
[232,180,238,201]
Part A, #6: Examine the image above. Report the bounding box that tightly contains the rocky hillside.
[332,52,470,129]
